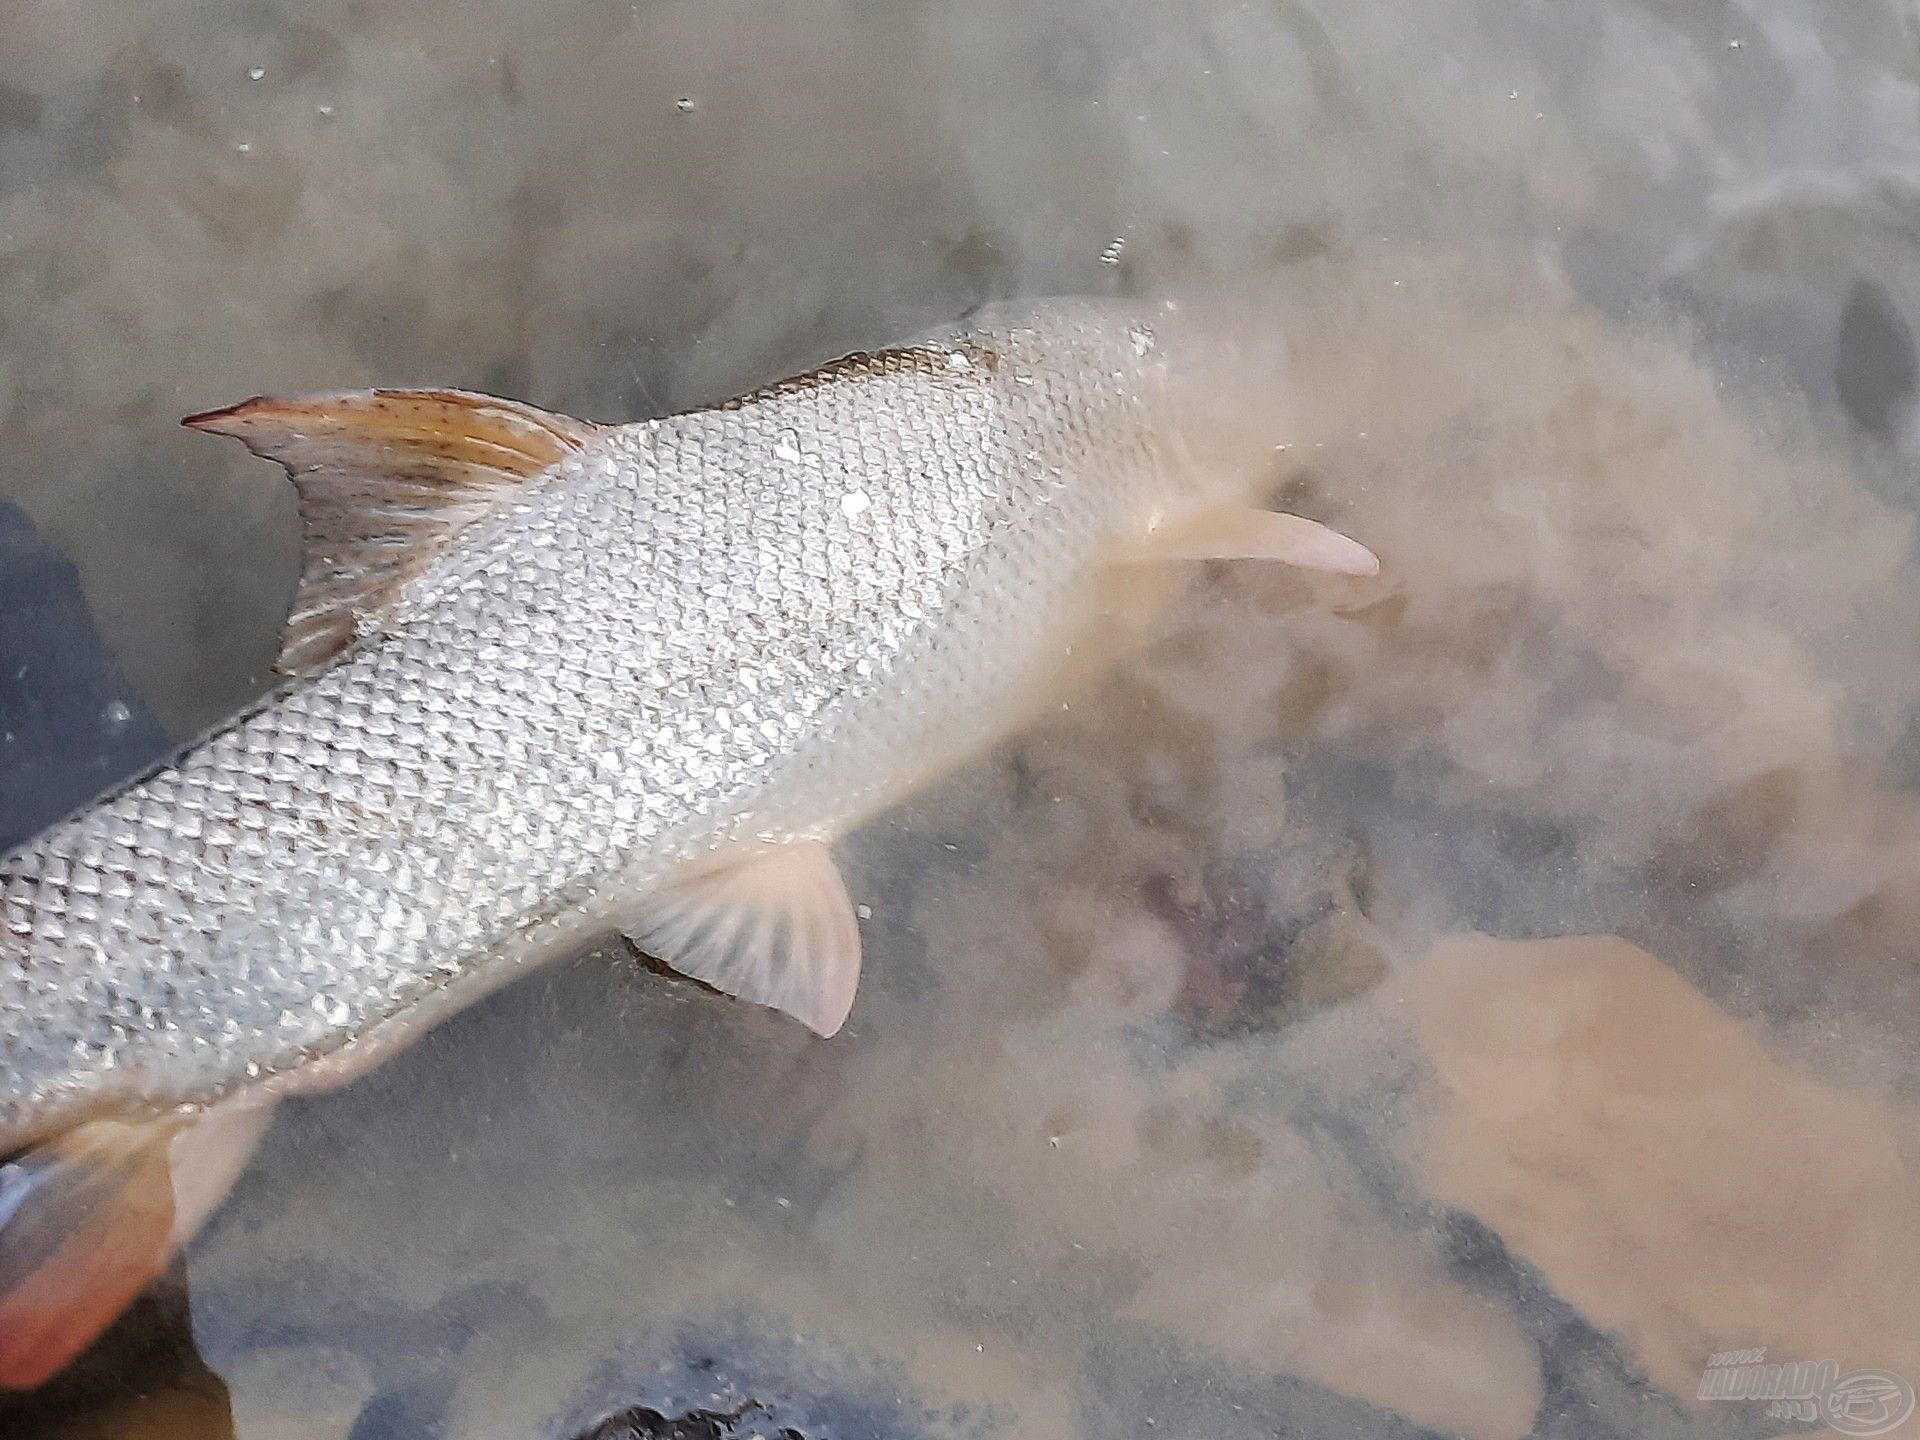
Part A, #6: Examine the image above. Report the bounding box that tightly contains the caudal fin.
[0,1101,274,1390]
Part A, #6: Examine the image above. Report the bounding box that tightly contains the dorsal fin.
[184,389,601,677]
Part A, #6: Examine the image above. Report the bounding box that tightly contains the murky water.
[4,2,1919,1437]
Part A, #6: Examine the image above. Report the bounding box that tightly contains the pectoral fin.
[1130,507,1380,576]
[623,841,863,1037]
[0,1101,274,1390]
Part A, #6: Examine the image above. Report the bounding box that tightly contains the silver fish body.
[0,303,1209,1154]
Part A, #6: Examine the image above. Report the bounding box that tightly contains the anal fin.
[1129,506,1380,576]
[0,1101,274,1390]
[623,841,863,1037]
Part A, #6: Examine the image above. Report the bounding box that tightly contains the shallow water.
[4,2,1920,1437]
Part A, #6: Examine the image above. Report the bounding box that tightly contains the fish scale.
[0,306,1179,1153]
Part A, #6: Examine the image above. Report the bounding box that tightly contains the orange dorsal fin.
[185,389,601,677]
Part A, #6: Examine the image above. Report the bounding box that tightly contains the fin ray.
[623,841,863,1037]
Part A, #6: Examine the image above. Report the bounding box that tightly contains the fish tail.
[0,1099,274,1389]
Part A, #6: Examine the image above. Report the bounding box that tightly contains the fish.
[0,300,1377,1386]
